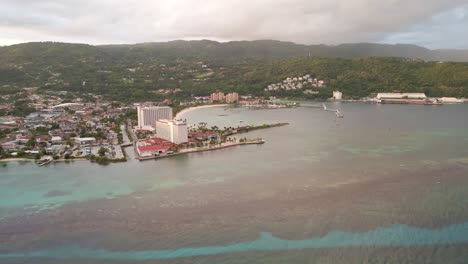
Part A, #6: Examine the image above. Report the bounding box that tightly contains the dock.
[322,104,344,118]
[137,139,265,161]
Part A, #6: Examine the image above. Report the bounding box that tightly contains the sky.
[0,0,467,49]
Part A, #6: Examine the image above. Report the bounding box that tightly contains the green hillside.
[0,41,467,101]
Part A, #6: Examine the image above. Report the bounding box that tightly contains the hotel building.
[225,92,239,104]
[210,92,225,102]
[137,106,173,130]
[156,119,188,144]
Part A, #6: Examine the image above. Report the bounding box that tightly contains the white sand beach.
[175,104,228,119]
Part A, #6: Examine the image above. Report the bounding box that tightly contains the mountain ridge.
[1,40,468,62]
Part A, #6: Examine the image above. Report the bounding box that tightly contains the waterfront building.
[225,93,239,104]
[333,91,343,100]
[210,92,225,102]
[376,93,427,100]
[437,97,463,104]
[156,119,188,144]
[136,137,175,157]
[137,106,173,130]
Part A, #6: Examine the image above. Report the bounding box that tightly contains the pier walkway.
[322,104,344,118]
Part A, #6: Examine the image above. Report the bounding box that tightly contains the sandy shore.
[0,158,34,163]
[175,104,228,119]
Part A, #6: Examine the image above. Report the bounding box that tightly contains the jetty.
[322,104,344,118]
[137,139,265,161]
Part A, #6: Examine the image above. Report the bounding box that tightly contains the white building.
[437,97,463,104]
[73,137,96,146]
[376,93,427,100]
[156,119,188,144]
[333,91,343,100]
[137,106,173,130]
[51,136,62,144]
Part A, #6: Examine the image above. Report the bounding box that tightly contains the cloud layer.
[0,0,467,48]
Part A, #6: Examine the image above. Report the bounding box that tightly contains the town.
[1,73,467,165]
[0,89,291,165]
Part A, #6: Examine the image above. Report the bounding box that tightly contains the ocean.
[0,102,467,263]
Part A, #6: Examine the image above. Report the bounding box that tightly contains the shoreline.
[138,140,265,161]
[0,158,34,163]
[0,157,118,164]
[175,104,228,118]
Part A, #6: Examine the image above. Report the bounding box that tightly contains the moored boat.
[37,156,53,166]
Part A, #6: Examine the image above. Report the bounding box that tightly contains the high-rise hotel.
[225,92,239,104]
[156,119,188,144]
[137,106,173,130]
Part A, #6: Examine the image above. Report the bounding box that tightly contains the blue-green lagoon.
[0,102,467,263]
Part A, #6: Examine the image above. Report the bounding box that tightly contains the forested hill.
[2,40,468,62]
[0,41,468,101]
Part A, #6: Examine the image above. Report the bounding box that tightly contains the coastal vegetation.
[0,41,467,103]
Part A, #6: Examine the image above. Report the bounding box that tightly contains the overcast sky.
[1,0,467,49]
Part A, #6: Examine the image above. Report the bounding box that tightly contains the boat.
[335,110,344,118]
[37,156,53,167]
[239,120,243,123]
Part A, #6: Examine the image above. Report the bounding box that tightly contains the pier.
[322,104,344,118]
[137,139,265,161]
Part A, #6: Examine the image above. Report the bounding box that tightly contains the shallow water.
[2,221,468,260]
[1,102,467,262]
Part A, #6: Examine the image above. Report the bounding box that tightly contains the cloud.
[0,0,467,48]
[381,6,468,49]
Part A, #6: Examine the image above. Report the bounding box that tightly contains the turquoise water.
[1,103,467,213]
[1,103,468,262]
[1,221,468,260]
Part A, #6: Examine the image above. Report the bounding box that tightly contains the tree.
[26,137,37,148]
[66,139,74,147]
[39,148,47,156]
[98,147,107,156]
[95,156,110,164]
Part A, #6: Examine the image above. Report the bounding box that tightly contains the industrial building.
[437,97,463,104]
[375,93,432,104]
[137,106,173,130]
[376,93,427,100]
[156,119,188,144]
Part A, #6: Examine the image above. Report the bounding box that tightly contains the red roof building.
[136,137,175,157]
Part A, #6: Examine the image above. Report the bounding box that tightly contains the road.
[120,124,132,145]
[126,119,138,142]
